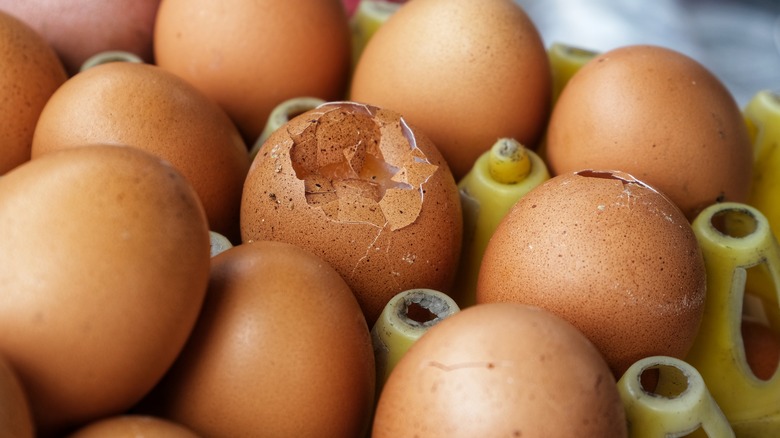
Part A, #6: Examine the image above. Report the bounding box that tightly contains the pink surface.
[342,0,360,16]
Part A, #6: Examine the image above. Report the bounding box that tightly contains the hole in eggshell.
[574,169,649,188]
[709,207,758,238]
[287,102,437,230]
[576,170,622,180]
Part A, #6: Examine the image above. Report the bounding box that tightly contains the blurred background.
[517,0,780,106]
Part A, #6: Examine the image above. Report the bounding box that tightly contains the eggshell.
[154,0,351,143]
[0,0,160,75]
[0,10,67,174]
[67,415,199,438]
[31,61,250,240]
[372,302,628,437]
[240,102,463,325]
[0,146,211,434]
[142,241,375,438]
[349,0,551,179]
[477,170,707,377]
[742,318,780,381]
[545,44,753,220]
[0,354,34,438]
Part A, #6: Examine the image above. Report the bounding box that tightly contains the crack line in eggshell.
[577,170,689,228]
[350,223,394,287]
[576,169,674,212]
[426,360,512,371]
[288,102,438,231]
[576,169,660,195]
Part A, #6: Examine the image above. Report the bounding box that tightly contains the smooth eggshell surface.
[66,415,199,438]
[545,44,753,220]
[0,354,34,438]
[154,0,351,143]
[143,241,376,438]
[477,170,707,377]
[31,62,250,240]
[0,146,211,434]
[350,0,551,179]
[372,303,628,437]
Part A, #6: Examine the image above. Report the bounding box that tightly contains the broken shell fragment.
[241,101,462,325]
[249,96,326,160]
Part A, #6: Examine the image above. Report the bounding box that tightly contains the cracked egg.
[240,101,462,325]
[477,170,707,377]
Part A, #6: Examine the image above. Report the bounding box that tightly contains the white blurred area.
[517,0,780,106]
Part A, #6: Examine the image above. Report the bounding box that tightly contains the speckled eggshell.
[349,0,551,179]
[0,10,67,174]
[477,170,707,377]
[67,415,199,438]
[241,102,462,325]
[545,44,753,220]
[0,146,211,434]
[142,241,376,438]
[372,303,628,437]
[31,62,250,240]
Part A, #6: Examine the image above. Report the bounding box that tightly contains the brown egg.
[142,241,375,438]
[373,302,627,437]
[0,354,34,438]
[477,170,707,377]
[545,44,753,220]
[0,0,160,75]
[31,61,250,240]
[67,415,199,438]
[154,0,351,143]
[742,318,780,381]
[0,10,67,175]
[0,146,211,434]
[349,0,551,179]
[240,102,463,325]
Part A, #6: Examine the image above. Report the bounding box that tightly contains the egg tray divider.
[685,202,780,436]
